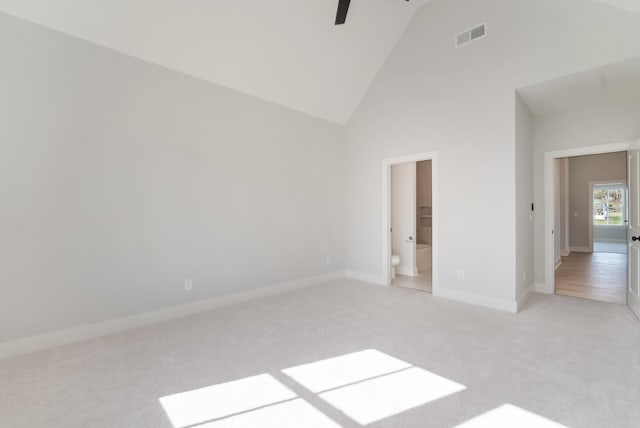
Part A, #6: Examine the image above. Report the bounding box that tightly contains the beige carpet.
[1,279,639,427]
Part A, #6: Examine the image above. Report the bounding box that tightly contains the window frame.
[592,183,627,227]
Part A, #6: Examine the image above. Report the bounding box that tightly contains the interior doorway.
[382,152,438,294]
[545,146,630,305]
[389,161,432,292]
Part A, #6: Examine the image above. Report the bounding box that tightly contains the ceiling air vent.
[456,24,486,48]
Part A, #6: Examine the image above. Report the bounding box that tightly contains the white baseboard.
[554,257,561,270]
[344,270,387,286]
[433,287,517,313]
[560,249,570,257]
[516,283,534,312]
[0,271,345,360]
[570,246,591,253]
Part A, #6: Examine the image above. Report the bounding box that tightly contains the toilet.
[391,254,401,279]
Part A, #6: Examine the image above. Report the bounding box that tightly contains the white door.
[627,146,640,319]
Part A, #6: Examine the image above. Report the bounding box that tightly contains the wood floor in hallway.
[555,251,627,304]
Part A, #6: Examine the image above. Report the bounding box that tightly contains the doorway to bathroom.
[383,152,437,293]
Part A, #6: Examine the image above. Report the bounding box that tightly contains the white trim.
[569,246,591,253]
[344,270,387,285]
[561,249,570,257]
[554,258,562,270]
[382,151,439,296]
[544,141,632,295]
[0,271,345,360]
[516,283,534,312]
[434,287,517,313]
[534,282,547,293]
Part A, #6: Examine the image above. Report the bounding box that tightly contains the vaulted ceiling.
[518,57,640,115]
[0,0,637,124]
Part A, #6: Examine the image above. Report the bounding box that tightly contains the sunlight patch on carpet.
[195,398,339,428]
[455,404,567,428]
[283,349,466,425]
[159,373,296,427]
[282,349,411,393]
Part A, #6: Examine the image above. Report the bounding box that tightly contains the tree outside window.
[593,184,625,226]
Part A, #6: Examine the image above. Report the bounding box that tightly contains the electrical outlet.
[457,269,465,281]
[184,279,193,291]
[326,256,332,265]
[523,271,526,282]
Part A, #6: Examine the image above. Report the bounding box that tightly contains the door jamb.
[382,151,438,292]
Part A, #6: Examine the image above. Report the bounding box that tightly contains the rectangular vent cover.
[456,24,486,47]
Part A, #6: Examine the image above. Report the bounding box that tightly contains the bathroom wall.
[416,160,432,245]
[391,163,416,276]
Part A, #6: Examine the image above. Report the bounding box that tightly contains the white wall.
[533,102,640,283]
[568,152,627,248]
[346,0,640,310]
[594,225,627,243]
[0,13,346,343]
[515,95,535,300]
[391,163,417,275]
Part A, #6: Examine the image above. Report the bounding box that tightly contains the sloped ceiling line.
[0,0,636,124]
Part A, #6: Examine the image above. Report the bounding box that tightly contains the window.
[593,183,625,226]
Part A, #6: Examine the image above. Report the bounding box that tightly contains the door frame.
[382,151,438,292]
[543,141,632,294]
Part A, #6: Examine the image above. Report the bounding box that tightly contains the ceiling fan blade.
[335,0,409,26]
[335,0,351,25]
